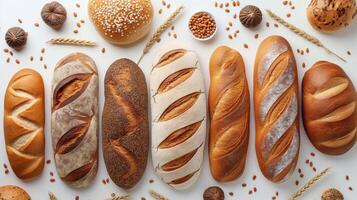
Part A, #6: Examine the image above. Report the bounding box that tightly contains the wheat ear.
[47,38,97,46]
[289,167,331,200]
[149,190,169,200]
[106,193,130,200]
[137,5,184,64]
[266,10,346,62]
[48,192,58,200]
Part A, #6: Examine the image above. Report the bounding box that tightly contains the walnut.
[5,27,27,51]
[203,186,225,200]
[41,1,67,30]
[239,5,263,28]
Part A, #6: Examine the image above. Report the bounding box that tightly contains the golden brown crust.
[254,36,300,182]
[302,61,357,155]
[4,68,45,180]
[208,46,250,182]
[307,0,357,33]
[0,185,31,200]
[102,58,149,189]
[88,0,153,45]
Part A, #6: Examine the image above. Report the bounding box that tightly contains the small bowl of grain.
[188,11,217,41]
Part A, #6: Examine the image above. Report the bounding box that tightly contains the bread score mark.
[157,68,196,94]
[320,127,357,148]
[159,92,202,122]
[158,120,203,149]
[161,144,202,172]
[53,73,93,111]
[154,49,187,68]
[169,169,200,185]
[312,77,349,100]
[62,155,97,182]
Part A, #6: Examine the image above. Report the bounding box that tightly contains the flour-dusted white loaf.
[150,43,207,190]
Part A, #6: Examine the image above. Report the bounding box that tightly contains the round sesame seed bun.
[0,185,31,200]
[88,0,153,46]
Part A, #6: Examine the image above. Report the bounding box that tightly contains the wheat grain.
[47,38,96,46]
[137,5,184,64]
[289,167,331,200]
[266,10,346,62]
[49,192,58,200]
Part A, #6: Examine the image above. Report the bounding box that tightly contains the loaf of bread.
[51,53,98,188]
[150,44,207,190]
[0,185,31,200]
[254,36,300,182]
[303,61,357,155]
[208,46,250,182]
[4,68,45,180]
[102,59,149,189]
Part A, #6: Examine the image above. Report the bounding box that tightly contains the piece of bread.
[0,185,31,200]
[302,61,357,155]
[51,53,99,188]
[254,36,300,182]
[150,43,207,190]
[208,46,250,182]
[4,68,45,180]
[88,0,153,45]
[307,0,357,33]
[102,59,149,189]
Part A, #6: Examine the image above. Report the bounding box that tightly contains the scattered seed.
[156,38,161,43]
[226,27,230,31]
[229,192,234,196]
[266,22,270,27]
[171,26,175,31]
[244,44,248,48]
[34,23,39,27]
[41,48,45,53]
[313,167,317,172]
[225,2,229,7]
[254,33,259,39]
[253,175,257,180]
[302,62,306,68]
[219,3,223,8]
[276,192,279,196]
[242,183,247,187]
[274,23,279,28]
[300,174,304,178]
[40,56,43,61]
[295,180,299,186]
[44,64,48,69]
[50,178,55,182]
[310,152,315,157]
[225,9,230,13]
[167,4,171,9]
[297,49,300,53]
[253,187,257,192]
[75,196,79,200]
[149,179,154,183]
[50,172,54,176]
[173,34,177,39]
[306,48,310,53]
[106,178,109,183]
[346,175,350,181]
[168,32,171,37]
[102,179,106,184]
[101,48,106,53]
[162,0,166,6]
[15,59,20,64]
[349,186,353,191]
[229,22,233,27]
[234,14,237,19]
[287,13,291,18]
[5,169,9,174]
[77,22,81,28]
[3,48,9,53]
[159,9,163,14]
[291,6,295,9]
[249,190,253,195]
[73,12,78,17]
[73,29,79,34]
[9,51,13,56]
[80,19,85,23]
[215,2,218,7]
[18,19,23,23]
[228,35,233,39]
[76,3,80,8]
[347,51,351,55]
[6,58,10,63]
[283,1,288,5]
[3,164,7,169]
[46,160,51,164]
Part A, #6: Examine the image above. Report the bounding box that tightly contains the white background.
[0,0,356,199]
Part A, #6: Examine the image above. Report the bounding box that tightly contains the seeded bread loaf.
[150,43,207,190]
[51,53,98,188]
[4,68,45,180]
[208,46,250,182]
[254,36,300,182]
[302,61,357,155]
[102,58,149,189]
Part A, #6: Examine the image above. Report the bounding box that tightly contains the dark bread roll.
[102,58,149,189]
[302,61,357,155]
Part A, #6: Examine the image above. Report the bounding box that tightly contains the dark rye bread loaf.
[102,58,149,189]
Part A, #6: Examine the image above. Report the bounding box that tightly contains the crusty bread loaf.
[150,43,207,190]
[88,0,153,45]
[208,46,250,182]
[254,36,300,182]
[307,0,357,33]
[51,53,98,188]
[102,58,149,189]
[4,68,45,180]
[0,185,31,200]
[302,61,357,155]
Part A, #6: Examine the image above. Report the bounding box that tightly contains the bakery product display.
[0,185,31,200]
[102,58,149,189]
[302,61,357,155]
[208,46,249,182]
[254,35,300,182]
[4,68,45,180]
[150,43,207,190]
[51,53,99,188]
[88,0,154,45]
[307,0,357,33]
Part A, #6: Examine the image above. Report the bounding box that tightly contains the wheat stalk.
[137,5,184,64]
[266,10,346,62]
[289,167,331,200]
[149,190,169,200]
[48,192,58,200]
[47,38,97,46]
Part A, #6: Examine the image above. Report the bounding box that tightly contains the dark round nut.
[321,188,344,200]
[203,186,224,200]
[5,27,28,51]
[239,5,263,28]
[41,1,67,30]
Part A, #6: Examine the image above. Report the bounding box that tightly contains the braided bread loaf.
[303,61,357,155]
[102,59,149,189]
[51,53,98,188]
[208,46,250,182]
[254,36,300,182]
[150,44,207,190]
[4,68,45,180]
